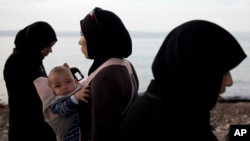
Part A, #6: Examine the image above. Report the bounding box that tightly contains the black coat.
[120,20,246,141]
[120,80,218,141]
[3,21,57,141]
[4,51,56,141]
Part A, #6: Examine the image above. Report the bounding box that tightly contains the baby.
[44,64,90,141]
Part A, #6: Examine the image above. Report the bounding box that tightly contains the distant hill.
[0,30,18,36]
[1,30,248,39]
[0,30,168,38]
[0,30,79,37]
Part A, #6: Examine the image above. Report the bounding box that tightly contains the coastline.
[1,101,250,141]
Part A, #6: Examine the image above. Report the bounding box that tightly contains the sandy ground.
[1,101,250,141]
[210,101,250,140]
[0,104,8,141]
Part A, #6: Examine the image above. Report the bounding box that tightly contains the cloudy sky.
[0,0,250,33]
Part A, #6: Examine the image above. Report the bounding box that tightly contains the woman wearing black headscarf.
[78,7,139,141]
[3,21,57,141]
[120,20,246,141]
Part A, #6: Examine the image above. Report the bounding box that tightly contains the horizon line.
[0,30,249,37]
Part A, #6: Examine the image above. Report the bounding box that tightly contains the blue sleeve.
[51,96,78,117]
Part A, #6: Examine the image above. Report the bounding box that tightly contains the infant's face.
[51,72,77,96]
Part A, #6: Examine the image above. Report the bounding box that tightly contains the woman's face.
[220,72,233,94]
[79,31,89,58]
[40,41,56,57]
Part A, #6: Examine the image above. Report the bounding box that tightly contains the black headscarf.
[151,20,246,110]
[80,7,132,74]
[14,21,57,56]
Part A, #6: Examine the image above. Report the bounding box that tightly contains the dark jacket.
[3,21,57,141]
[120,20,246,141]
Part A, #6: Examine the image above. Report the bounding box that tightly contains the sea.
[0,31,250,104]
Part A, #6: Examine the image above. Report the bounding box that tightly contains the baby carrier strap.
[83,58,135,115]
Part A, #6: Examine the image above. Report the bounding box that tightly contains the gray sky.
[0,0,250,32]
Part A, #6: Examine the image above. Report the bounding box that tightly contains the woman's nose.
[225,72,233,87]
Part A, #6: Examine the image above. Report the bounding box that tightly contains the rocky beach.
[1,101,250,141]
[0,104,8,141]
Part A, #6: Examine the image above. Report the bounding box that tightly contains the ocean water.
[0,32,250,104]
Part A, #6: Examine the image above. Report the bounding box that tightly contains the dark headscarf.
[151,20,246,110]
[14,21,57,55]
[80,7,132,74]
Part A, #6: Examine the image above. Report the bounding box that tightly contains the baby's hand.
[74,85,90,103]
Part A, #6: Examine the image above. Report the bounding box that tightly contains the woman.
[120,20,247,141]
[78,7,139,141]
[3,21,57,141]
